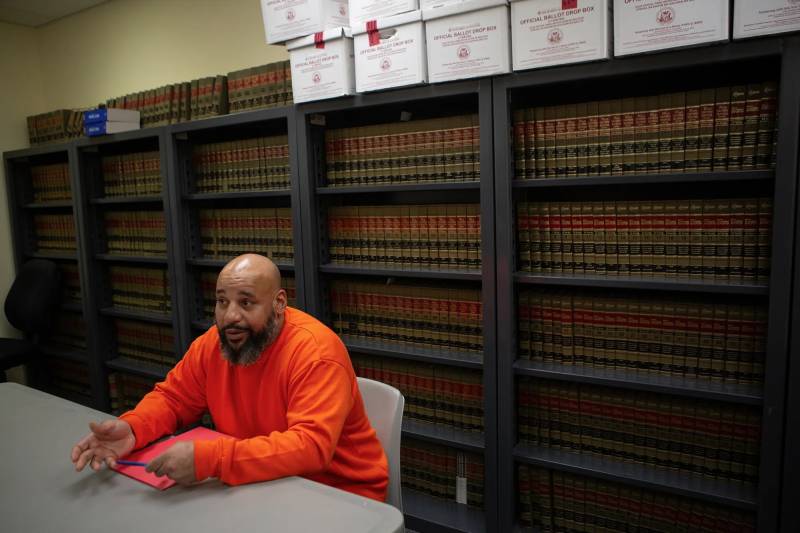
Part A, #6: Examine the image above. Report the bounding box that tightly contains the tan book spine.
[609,98,624,175]
[684,90,702,171]
[713,86,731,171]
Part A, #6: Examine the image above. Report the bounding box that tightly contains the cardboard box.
[613,0,729,57]
[287,28,356,103]
[733,0,800,39]
[261,0,350,44]
[424,0,511,83]
[354,11,427,92]
[349,0,418,29]
[511,0,610,71]
[421,0,465,9]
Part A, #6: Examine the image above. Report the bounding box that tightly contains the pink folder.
[112,426,229,490]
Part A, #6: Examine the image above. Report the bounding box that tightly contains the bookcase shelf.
[95,254,168,264]
[316,182,480,195]
[185,190,291,201]
[297,78,498,533]
[23,200,74,209]
[39,345,88,364]
[514,272,769,296]
[513,444,758,511]
[90,195,163,205]
[28,251,78,261]
[105,357,169,380]
[186,258,295,271]
[99,306,172,325]
[343,337,483,369]
[403,488,486,533]
[403,419,485,452]
[513,359,763,405]
[511,169,773,189]
[495,36,800,533]
[60,301,83,313]
[320,264,482,281]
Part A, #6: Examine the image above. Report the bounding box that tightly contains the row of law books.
[27,109,84,146]
[351,353,484,434]
[114,319,174,368]
[101,152,162,197]
[200,272,297,317]
[191,135,290,193]
[106,75,228,128]
[518,378,760,485]
[45,313,88,351]
[324,114,480,187]
[108,372,158,416]
[109,265,171,314]
[517,464,755,532]
[330,280,483,355]
[518,289,767,385]
[59,262,82,303]
[33,213,76,251]
[226,61,292,112]
[512,81,778,179]
[402,438,484,509]
[198,208,294,261]
[327,204,481,270]
[104,211,167,256]
[517,197,772,282]
[30,163,72,202]
[44,357,91,399]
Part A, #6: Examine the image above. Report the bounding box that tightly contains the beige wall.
[1,22,46,339]
[36,0,287,109]
[1,0,288,378]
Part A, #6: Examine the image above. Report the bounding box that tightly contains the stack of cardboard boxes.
[259,0,800,104]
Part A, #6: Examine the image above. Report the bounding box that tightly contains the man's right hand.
[71,419,136,472]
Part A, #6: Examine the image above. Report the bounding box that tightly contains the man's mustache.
[221,325,251,333]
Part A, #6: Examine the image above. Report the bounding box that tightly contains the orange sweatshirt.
[120,307,389,501]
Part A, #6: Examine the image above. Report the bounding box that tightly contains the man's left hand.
[146,441,196,485]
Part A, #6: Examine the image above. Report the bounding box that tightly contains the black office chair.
[0,259,62,383]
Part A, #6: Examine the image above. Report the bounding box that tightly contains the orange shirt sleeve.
[119,340,208,449]
[193,359,354,485]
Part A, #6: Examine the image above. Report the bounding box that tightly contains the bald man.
[70,254,389,501]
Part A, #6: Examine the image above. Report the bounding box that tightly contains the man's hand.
[146,441,196,485]
[71,419,136,472]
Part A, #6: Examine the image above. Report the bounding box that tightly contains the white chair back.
[357,376,404,512]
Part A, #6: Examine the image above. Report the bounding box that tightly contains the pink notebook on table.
[112,426,228,490]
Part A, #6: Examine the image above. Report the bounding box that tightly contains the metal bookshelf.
[3,141,93,398]
[295,80,497,533]
[73,128,182,412]
[2,33,799,533]
[166,105,307,353]
[493,36,800,533]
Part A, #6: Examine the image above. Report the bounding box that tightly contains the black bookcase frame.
[3,141,96,405]
[493,37,800,532]
[72,129,181,407]
[167,106,307,351]
[295,80,497,533]
[4,34,800,533]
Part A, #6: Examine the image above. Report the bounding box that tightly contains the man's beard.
[217,311,281,366]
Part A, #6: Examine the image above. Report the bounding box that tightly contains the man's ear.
[274,288,288,313]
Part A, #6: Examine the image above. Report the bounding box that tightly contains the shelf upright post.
[162,126,192,355]
[492,70,517,532]
[295,105,325,319]
[71,140,109,411]
[773,35,800,533]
